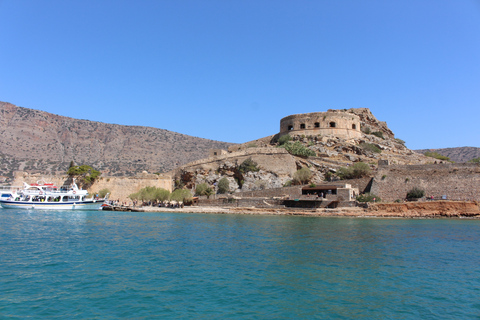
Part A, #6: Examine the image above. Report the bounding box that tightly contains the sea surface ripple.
[1,209,479,319]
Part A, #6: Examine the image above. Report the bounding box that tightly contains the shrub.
[196,183,211,196]
[394,138,406,146]
[360,143,381,154]
[371,131,384,139]
[424,151,449,161]
[356,193,380,203]
[217,177,230,194]
[406,187,425,199]
[98,188,110,198]
[336,162,371,179]
[282,141,316,157]
[293,167,312,184]
[284,180,293,187]
[469,157,480,163]
[239,158,260,173]
[361,126,371,134]
[278,134,292,146]
[128,186,171,203]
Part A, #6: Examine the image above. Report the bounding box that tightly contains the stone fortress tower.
[280,109,362,139]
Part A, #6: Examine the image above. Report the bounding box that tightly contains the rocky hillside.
[415,147,480,163]
[0,102,233,181]
[174,108,432,194]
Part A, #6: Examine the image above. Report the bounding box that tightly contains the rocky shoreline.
[118,201,480,219]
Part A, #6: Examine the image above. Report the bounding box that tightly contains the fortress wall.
[370,163,480,202]
[12,172,173,203]
[172,147,296,177]
[280,111,361,138]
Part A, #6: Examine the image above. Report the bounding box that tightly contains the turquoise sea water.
[1,209,479,319]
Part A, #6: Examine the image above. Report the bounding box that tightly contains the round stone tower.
[280,110,362,139]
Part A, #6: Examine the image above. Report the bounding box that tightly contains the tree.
[67,165,101,187]
[217,177,230,194]
[204,187,214,199]
[195,183,210,196]
[155,188,170,201]
[196,182,215,198]
[170,189,192,202]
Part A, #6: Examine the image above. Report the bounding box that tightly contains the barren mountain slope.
[0,102,233,180]
[416,147,480,163]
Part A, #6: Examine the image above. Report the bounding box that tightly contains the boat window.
[63,196,69,202]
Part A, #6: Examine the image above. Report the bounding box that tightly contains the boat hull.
[0,199,105,210]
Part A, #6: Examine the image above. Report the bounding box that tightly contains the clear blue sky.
[1,0,479,149]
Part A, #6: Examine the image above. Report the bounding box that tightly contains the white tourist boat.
[0,180,108,210]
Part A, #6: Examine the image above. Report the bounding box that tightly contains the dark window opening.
[314,122,320,128]
[352,124,356,130]
[300,123,306,129]
[329,122,336,128]
[288,125,293,131]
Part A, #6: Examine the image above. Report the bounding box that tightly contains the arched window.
[329,122,336,128]
[352,124,356,130]
[300,123,306,129]
[288,125,293,131]
[314,122,320,128]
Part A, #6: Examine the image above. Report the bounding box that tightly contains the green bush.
[336,162,371,179]
[356,193,381,203]
[282,141,316,157]
[128,186,171,202]
[469,157,480,163]
[424,151,449,161]
[360,143,382,154]
[371,131,384,139]
[394,138,406,146]
[293,167,312,184]
[361,127,371,134]
[217,177,230,194]
[278,134,292,146]
[239,158,260,173]
[67,164,101,186]
[196,183,212,197]
[170,189,193,202]
[98,188,110,198]
[406,187,425,199]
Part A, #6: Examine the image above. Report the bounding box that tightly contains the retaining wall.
[370,163,480,202]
